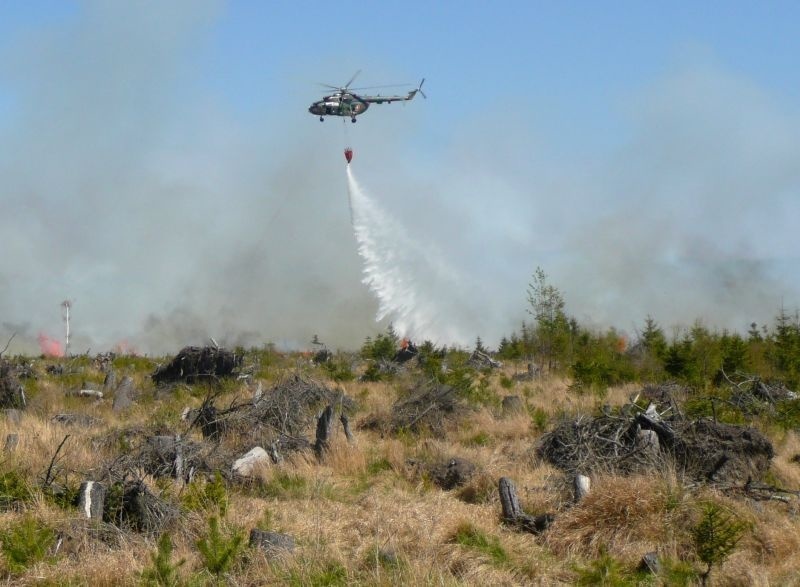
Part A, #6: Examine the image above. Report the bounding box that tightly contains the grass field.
[1,350,799,586]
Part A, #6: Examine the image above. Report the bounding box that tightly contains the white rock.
[232,447,270,478]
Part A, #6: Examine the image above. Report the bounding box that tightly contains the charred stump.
[340,413,355,443]
[498,477,554,534]
[0,360,26,409]
[314,405,334,458]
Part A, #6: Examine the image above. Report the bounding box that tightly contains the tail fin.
[407,78,426,100]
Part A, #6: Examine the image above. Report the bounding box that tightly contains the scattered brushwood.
[639,382,687,415]
[183,374,354,459]
[537,394,774,484]
[253,373,355,436]
[0,359,26,409]
[136,435,206,479]
[312,348,332,364]
[92,352,116,372]
[152,345,241,384]
[722,371,798,416]
[108,479,179,534]
[468,349,502,370]
[363,381,469,435]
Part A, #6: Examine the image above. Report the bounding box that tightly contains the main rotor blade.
[344,69,361,89]
[349,83,413,90]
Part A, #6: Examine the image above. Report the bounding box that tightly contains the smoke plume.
[1,5,798,355]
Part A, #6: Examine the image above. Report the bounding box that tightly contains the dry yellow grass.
[2,364,800,585]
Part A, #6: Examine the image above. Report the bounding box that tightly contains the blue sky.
[1,1,799,351]
[3,2,799,151]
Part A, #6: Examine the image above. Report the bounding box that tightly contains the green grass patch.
[258,472,340,502]
[287,560,349,587]
[465,431,491,447]
[450,522,508,566]
[0,515,56,574]
[574,549,652,586]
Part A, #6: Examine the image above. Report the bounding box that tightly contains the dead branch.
[43,434,71,489]
[0,332,16,357]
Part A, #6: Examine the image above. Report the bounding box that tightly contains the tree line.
[496,268,800,391]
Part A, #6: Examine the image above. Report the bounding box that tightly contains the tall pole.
[61,300,71,357]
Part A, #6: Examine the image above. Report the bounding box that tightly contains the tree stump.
[430,458,477,490]
[112,376,135,412]
[340,413,355,443]
[640,551,661,574]
[573,474,591,503]
[314,405,334,458]
[498,476,554,534]
[501,395,524,415]
[78,481,106,520]
[249,529,295,554]
[4,433,18,452]
[102,369,117,394]
[637,428,660,459]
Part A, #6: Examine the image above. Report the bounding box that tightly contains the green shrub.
[44,482,80,511]
[0,515,56,573]
[692,502,749,585]
[530,407,549,431]
[182,471,229,517]
[774,399,800,431]
[0,469,32,510]
[195,516,244,577]
[322,358,355,382]
[360,327,399,362]
[141,533,185,587]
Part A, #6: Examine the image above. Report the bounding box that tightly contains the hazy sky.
[1,1,799,354]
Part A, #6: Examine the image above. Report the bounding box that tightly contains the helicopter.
[309,71,425,122]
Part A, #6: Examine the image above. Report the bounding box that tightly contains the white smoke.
[346,165,472,344]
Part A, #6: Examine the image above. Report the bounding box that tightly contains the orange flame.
[37,333,64,357]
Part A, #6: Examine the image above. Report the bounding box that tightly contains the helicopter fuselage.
[308,93,369,121]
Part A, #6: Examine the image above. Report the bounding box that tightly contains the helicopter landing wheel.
[351,117,357,123]
[319,116,324,122]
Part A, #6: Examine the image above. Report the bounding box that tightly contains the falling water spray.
[345,166,471,344]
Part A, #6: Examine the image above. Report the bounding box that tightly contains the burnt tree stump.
[340,413,355,443]
[314,405,334,458]
[498,476,554,534]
